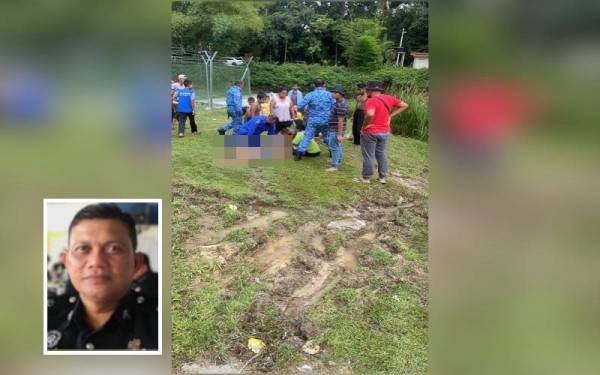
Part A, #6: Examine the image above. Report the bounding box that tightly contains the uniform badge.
[47,330,62,349]
[127,338,142,350]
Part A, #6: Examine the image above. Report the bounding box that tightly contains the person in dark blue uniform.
[234,114,278,136]
[47,204,158,351]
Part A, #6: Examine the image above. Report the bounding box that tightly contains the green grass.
[171,106,429,372]
[308,285,428,374]
[370,246,396,266]
[173,107,428,208]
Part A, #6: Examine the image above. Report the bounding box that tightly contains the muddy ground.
[172,173,428,374]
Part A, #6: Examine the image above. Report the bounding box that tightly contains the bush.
[250,62,428,93]
[389,89,429,141]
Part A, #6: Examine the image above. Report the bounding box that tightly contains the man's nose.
[86,247,109,268]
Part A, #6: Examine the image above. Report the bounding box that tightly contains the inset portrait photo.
[43,199,162,354]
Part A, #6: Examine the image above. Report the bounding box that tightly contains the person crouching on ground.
[173,79,197,138]
[325,85,348,172]
[356,81,408,184]
[292,122,321,157]
[234,115,278,136]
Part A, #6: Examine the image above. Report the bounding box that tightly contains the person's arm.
[237,91,243,113]
[270,98,276,114]
[386,100,409,126]
[337,115,344,141]
[362,108,376,131]
[297,93,309,113]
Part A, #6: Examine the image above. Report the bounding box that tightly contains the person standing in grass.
[288,83,303,106]
[173,79,197,138]
[293,78,334,161]
[352,83,368,145]
[271,87,294,134]
[258,92,271,116]
[356,81,408,184]
[217,80,244,135]
[325,85,348,172]
[171,74,188,129]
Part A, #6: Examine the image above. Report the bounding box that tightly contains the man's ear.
[133,252,144,272]
[59,250,68,268]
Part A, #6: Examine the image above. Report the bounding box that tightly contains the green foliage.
[171,2,264,55]
[389,89,429,141]
[172,1,428,67]
[251,62,428,93]
[347,35,382,71]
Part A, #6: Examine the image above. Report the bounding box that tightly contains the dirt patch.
[389,171,428,193]
[185,210,288,248]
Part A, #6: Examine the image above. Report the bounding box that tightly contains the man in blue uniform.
[47,204,158,351]
[217,80,244,135]
[234,115,278,136]
[293,78,334,160]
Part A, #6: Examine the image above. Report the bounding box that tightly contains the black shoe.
[294,150,302,161]
[217,128,226,135]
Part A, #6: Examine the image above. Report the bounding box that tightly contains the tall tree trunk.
[284,39,288,63]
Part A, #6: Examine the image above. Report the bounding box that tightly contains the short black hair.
[278,87,287,93]
[357,83,366,89]
[248,96,256,102]
[68,204,137,250]
[257,92,266,99]
[184,79,192,87]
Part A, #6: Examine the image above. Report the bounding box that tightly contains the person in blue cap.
[234,114,278,136]
[217,80,245,135]
[293,78,334,161]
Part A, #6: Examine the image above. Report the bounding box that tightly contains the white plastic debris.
[298,364,313,373]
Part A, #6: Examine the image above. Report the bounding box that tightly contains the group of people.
[171,72,409,182]
[171,74,198,137]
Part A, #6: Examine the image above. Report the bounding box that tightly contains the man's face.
[292,85,298,91]
[63,219,139,305]
[333,92,341,100]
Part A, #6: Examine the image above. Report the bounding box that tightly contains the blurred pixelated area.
[0,0,170,373]
[216,135,292,166]
[431,1,600,375]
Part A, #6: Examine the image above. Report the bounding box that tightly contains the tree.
[347,35,382,70]
[171,1,264,55]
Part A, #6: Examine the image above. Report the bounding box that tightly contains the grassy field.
[171,107,429,374]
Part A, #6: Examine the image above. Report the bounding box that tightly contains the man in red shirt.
[356,81,408,184]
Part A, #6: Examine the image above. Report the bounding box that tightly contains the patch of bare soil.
[178,197,426,373]
[184,210,288,248]
[388,171,428,193]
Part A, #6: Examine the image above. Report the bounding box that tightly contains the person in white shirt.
[270,87,295,134]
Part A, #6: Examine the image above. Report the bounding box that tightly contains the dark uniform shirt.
[47,286,158,351]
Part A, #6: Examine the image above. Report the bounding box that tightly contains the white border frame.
[43,198,163,355]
